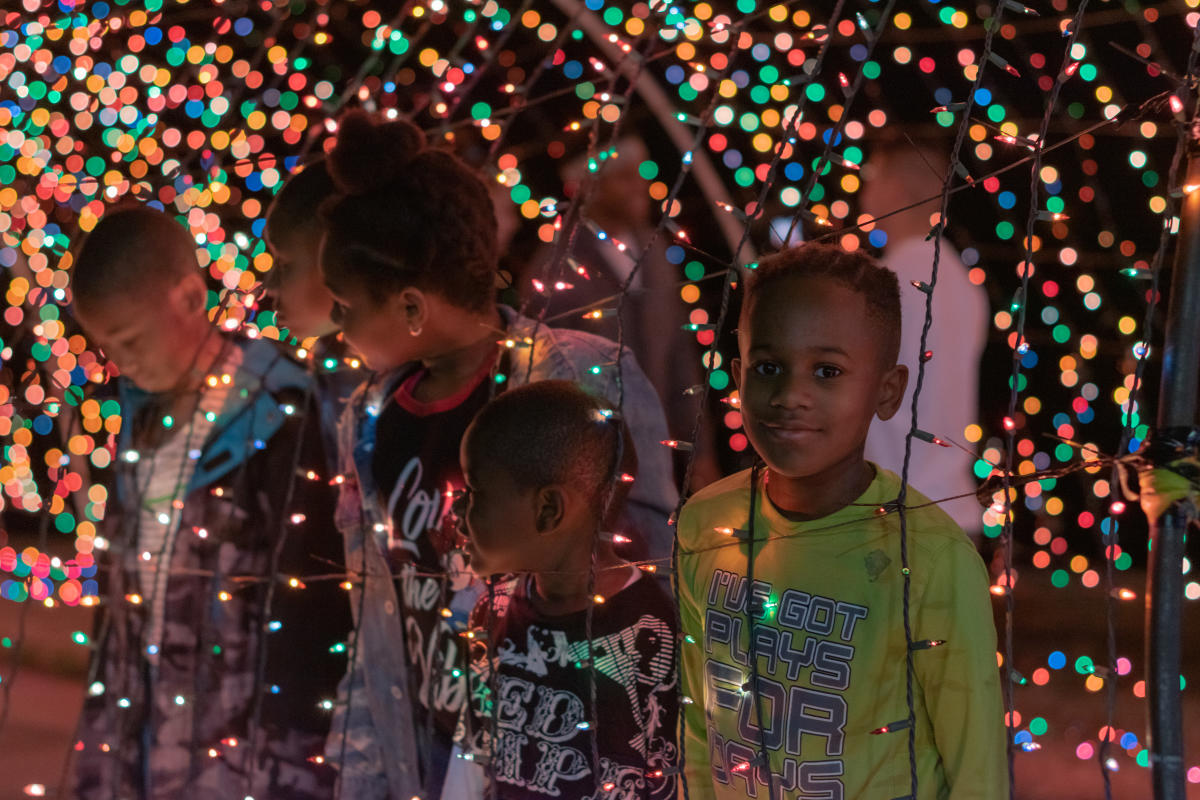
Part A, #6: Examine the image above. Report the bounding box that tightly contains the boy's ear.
[533,485,567,535]
[874,363,909,421]
[169,272,208,317]
[731,357,742,392]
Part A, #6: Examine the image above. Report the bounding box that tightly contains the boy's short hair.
[466,380,632,513]
[742,242,902,366]
[264,159,336,248]
[72,206,197,310]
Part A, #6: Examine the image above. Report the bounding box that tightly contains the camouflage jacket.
[71,336,352,800]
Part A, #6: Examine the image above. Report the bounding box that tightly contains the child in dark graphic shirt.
[677,243,1005,800]
[443,381,678,800]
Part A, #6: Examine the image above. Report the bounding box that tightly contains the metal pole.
[1158,149,1200,428]
[1146,136,1200,800]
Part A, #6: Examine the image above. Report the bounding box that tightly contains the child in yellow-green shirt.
[677,243,1006,799]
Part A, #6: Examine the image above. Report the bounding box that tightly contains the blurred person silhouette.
[522,136,720,486]
[860,139,989,536]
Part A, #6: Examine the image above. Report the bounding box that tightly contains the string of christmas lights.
[999,2,1093,790]
[2,0,1200,796]
[1090,23,1200,797]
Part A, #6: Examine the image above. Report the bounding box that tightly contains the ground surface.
[0,541,1196,799]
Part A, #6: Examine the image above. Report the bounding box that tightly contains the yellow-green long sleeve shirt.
[677,466,1007,800]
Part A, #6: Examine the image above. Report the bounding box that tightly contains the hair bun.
[327,109,425,194]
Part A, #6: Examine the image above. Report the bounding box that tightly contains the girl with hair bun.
[319,110,677,800]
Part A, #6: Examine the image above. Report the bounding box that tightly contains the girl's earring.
[409,324,423,337]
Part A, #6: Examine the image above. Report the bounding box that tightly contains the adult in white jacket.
[860,140,990,536]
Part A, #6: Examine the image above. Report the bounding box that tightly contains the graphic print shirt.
[372,360,492,747]
[451,572,679,800]
[677,467,1007,800]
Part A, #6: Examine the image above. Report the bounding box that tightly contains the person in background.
[520,137,721,487]
[68,206,350,799]
[442,380,678,799]
[317,110,677,800]
[264,159,365,469]
[860,139,989,536]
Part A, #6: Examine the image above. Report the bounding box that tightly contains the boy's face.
[734,275,907,482]
[458,437,546,577]
[265,228,339,341]
[75,273,210,394]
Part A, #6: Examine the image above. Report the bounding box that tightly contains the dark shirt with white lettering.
[455,572,679,800]
[372,362,492,754]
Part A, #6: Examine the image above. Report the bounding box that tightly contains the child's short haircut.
[264,159,336,247]
[72,206,197,310]
[466,380,631,513]
[742,242,902,366]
